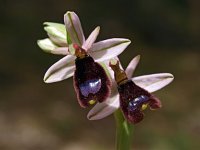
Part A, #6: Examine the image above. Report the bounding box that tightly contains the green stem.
[114,109,133,150]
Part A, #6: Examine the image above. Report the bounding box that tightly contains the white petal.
[44,55,76,83]
[64,11,85,45]
[132,73,174,93]
[87,92,120,120]
[89,38,131,62]
[125,55,140,78]
[82,26,100,50]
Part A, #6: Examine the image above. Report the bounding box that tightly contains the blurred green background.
[1,0,200,150]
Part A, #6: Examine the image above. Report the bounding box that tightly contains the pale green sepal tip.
[43,22,66,42]
[43,22,66,33]
[44,26,66,39]
[37,39,57,52]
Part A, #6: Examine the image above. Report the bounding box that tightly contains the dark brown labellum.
[118,80,161,124]
[73,56,111,108]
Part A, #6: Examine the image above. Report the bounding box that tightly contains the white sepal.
[44,55,76,83]
[89,38,131,62]
[133,73,174,93]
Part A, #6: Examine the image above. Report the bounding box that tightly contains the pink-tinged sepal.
[118,80,161,124]
[73,56,111,108]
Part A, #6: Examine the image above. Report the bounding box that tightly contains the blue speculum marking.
[128,95,149,111]
[79,78,102,97]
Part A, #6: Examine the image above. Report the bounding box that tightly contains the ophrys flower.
[88,55,174,123]
[38,11,131,107]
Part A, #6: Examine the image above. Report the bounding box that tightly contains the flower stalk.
[114,109,133,150]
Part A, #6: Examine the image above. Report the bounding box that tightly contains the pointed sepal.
[44,55,76,83]
[132,73,174,93]
[89,38,131,62]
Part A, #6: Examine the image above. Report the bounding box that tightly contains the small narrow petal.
[132,73,174,93]
[87,92,119,120]
[82,26,100,50]
[125,55,140,78]
[89,38,131,62]
[64,11,85,45]
[44,55,76,83]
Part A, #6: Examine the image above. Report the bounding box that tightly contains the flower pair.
[38,11,174,124]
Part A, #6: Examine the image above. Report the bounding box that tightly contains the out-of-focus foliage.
[0,0,200,149]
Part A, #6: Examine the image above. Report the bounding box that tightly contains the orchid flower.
[37,11,131,84]
[37,11,131,108]
[87,55,174,121]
